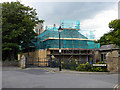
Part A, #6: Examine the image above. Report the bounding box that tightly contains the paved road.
[2,66,119,88]
[0,66,2,90]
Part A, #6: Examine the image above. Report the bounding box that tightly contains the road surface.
[2,66,119,88]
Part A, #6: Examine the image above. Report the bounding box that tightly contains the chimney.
[53,24,56,27]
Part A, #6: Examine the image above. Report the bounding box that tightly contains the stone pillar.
[94,51,101,63]
[118,57,120,73]
[106,51,119,72]
[20,55,26,69]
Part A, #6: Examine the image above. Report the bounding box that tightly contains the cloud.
[1,1,118,40]
[23,2,115,26]
[80,2,118,40]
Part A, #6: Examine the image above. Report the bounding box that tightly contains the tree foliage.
[2,1,42,61]
[97,33,114,46]
[97,19,120,48]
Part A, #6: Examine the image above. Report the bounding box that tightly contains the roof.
[99,44,119,51]
[36,29,88,42]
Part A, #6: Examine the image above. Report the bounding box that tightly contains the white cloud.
[1,0,120,2]
[80,3,118,40]
[1,1,118,40]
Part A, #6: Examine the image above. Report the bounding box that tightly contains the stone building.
[94,44,120,72]
[94,44,119,62]
[19,20,100,67]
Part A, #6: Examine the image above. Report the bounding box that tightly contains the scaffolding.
[34,20,100,50]
[27,20,100,65]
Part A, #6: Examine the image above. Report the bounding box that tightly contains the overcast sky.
[2,0,118,39]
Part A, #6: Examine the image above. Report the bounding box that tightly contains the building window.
[101,54,103,61]
[101,54,106,62]
[103,54,106,59]
[119,51,120,57]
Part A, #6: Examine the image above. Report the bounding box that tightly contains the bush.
[76,61,108,72]
[91,61,108,72]
[50,60,59,68]
[76,62,91,71]
[96,61,106,64]
[51,60,108,72]
[62,59,79,70]
[76,64,86,71]
[91,66,108,72]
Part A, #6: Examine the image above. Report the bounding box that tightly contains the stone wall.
[94,51,101,62]
[106,50,120,72]
[18,55,26,69]
[2,61,18,66]
[118,57,120,73]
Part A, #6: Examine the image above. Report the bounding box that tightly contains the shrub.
[52,60,108,72]
[91,66,108,72]
[96,61,106,64]
[76,62,91,71]
[62,59,78,70]
[76,64,86,71]
[50,60,59,68]
[91,61,108,72]
[76,61,108,72]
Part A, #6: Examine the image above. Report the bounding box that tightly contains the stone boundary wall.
[2,61,18,66]
[106,50,120,72]
[118,57,120,73]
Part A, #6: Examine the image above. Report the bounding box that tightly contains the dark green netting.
[34,29,100,50]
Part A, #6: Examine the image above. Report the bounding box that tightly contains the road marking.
[114,84,118,90]
[114,84,120,90]
[116,84,120,90]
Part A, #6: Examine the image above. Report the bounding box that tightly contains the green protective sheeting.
[34,20,100,50]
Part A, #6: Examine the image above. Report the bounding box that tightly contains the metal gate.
[25,56,50,68]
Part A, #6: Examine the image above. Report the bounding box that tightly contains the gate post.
[25,56,28,68]
[50,55,52,67]
[38,57,39,67]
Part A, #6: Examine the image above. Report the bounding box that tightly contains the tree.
[2,1,43,61]
[97,19,120,48]
[96,33,114,46]
[108,19,120,48]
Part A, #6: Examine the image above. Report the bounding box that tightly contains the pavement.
[2,66,120,88]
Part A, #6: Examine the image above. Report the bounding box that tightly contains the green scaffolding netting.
[34,29,100,50]
[61,20,80,29]
[31,20,100,50]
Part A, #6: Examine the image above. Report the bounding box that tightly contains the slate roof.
[99,44,119,51]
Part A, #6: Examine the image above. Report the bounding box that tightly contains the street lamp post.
[58,26,63,71]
